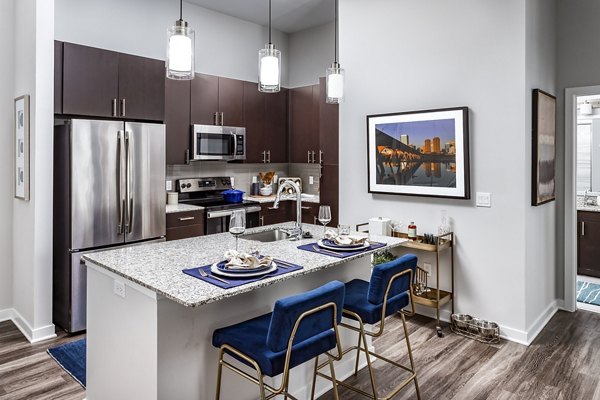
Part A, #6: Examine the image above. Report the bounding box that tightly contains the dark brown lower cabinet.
[166,210,205,241]
[260,202,291,226]
[578,211,600,278]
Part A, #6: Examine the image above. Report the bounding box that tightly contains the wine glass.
[318,205,332,237]
[229,209,246,251]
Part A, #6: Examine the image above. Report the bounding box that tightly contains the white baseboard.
[0,308,56,343]
[524,300,559,345]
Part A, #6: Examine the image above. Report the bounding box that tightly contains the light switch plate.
[309,176,314,185]
[476,192,492,208]
[113,280,126,298]
[166,180,173,191]
[230,177,235,187]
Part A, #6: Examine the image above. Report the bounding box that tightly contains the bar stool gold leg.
[401,313,421,400]
[328,354,340,400]
[215,349,224,400]
[353,332,363,376]
[360,327,378,399]
[258,374,267,400]
[310,355,319,400]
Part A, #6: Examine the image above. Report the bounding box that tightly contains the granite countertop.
[576,196,600,212]
[245,194,320,204]
[82,223,406,308]
[166,204,205,214]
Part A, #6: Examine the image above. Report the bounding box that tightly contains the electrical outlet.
[309,176,314,185]
[165,180,173,191]
[423,262,432,276]
[113,280,126,298]
[230,177,235,187]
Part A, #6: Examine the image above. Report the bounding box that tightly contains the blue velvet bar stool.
[314,254,421,400]
[212,281,346,400]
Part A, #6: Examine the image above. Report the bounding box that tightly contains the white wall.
[288,22,334,88]
[54,0,290,85]
[339,0,535,340]
[0,0,15,314]
[524,0,558,334]
[11,0,56,342]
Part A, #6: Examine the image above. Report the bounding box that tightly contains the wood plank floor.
[0,321,85,400]
[320,310,600,399]
[1,310,600,399]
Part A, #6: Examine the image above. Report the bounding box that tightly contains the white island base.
[86,257,375,400]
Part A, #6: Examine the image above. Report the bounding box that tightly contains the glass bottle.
[408,222,417,241]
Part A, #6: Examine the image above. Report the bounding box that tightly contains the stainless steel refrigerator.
[53,119,166,333]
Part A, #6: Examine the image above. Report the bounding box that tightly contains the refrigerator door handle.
[117,131,124,234]
[124,131,133,234]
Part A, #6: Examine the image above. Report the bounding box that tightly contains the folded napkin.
[223,250,273,270]
[324,229,368,246]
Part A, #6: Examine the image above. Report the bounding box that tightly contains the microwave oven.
[191,124,246,161]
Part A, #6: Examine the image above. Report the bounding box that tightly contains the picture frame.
[14,95,30,201]
[532,89,556,206]
[367,106,470,199]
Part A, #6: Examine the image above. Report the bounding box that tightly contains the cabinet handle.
[185,149,190,165]
[582,221,586,236]
[178,216,195,221]
[312,150,316,163]
[307,150,311,163]
[267,150,271,163]
[301,206,311,210]
[214,112,219,126]
[220,112,224,126]
[112,99,118,117]
[259,216,265,226]
[319,150,323,164]
[262,150,266,163]
[314,216,318,225]
[120,99,126,117]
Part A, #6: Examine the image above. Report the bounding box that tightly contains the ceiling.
[185,0,334,33]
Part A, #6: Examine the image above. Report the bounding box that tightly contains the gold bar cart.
[393,231,454,337]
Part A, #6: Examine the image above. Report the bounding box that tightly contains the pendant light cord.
[334,0,338,63]
[179,0,183,21]
[268,0,272,44]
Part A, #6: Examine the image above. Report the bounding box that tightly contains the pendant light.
[166,0,195,80]
[258,0,281,92]
[326,0,344,104]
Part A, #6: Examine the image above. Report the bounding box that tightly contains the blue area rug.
[47,338,86,387]
[577,281,600,306]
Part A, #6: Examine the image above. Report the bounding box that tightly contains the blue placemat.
[183,260,303,289]
[297,241,387,258]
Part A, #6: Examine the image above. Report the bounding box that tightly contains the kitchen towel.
[297,242,387,258]
[183,260,303,289]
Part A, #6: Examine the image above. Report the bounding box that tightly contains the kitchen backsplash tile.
[289,163,321,195]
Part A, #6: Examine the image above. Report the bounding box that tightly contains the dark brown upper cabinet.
[190,74,243,127]
[118,54,165,121]
[61,42,164,121]
[218,77,244,127]
[318,77,339,165]
[165,79,191,165]
[54,41,63,115]
[289,85,319,163]
[243,81,266,163]
[190,73,219,125]
[62,43,119,118]
[265,89,288,163]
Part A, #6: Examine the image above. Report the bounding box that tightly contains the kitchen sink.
[241,229,291,242]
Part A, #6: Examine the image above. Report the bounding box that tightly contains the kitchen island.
[83,223,407,400]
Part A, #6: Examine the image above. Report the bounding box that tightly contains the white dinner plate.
[211,262,278,278]
[317,239,370,251]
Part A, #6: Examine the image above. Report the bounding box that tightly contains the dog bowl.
[451,314,473,329]
[476,320,499,338]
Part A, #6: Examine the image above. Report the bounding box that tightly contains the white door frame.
[564,85,600,312]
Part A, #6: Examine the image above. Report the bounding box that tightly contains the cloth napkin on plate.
[223,250,273,270]
[323,229,368,246]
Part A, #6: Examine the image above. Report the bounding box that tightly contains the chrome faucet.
[273,180,303,240]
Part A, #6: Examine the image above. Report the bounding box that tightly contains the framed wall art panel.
[532,89,556,206]
[14,95,30,201]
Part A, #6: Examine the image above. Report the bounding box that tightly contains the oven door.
[205,206,261,235]
[192,125,235,161]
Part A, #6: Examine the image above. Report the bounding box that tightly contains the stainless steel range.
[177,177,261,235]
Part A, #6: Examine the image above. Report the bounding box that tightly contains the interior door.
[125,122,166,242]
[71,119,124,250]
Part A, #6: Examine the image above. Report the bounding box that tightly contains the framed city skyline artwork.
[367,107,470,199]
[532,89,556,206]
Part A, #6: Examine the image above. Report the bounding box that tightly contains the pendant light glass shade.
[326,0,344,103]
[258,43,281,92]
[326,62,344,104]
[166,0,195,81]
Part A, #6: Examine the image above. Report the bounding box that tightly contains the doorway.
[565,86,600,313]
